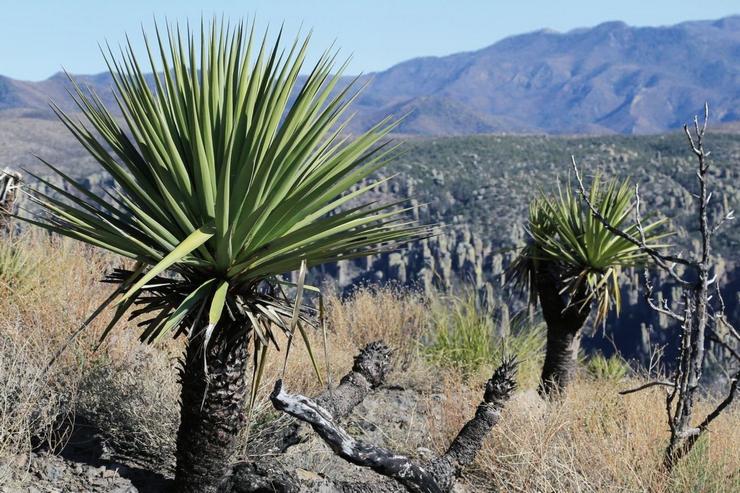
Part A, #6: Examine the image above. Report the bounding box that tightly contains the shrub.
[585,352,631,381]
[0,325,73,483]
[77,345,180,472]
[425,292,545,384]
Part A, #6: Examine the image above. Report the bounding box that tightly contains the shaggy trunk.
[536,263,590,396]
[174,322,249,493]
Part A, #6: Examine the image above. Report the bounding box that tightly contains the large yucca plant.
[24,20,429,491]
[509,176,666,395]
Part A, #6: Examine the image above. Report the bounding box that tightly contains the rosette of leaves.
[510,177,666,395]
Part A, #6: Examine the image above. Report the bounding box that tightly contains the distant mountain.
[1,15,740,141]
[347,15,740,135]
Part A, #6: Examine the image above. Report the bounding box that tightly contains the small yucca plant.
[24,20,429,490]
[585,352,631,381]
[509,176,666,395]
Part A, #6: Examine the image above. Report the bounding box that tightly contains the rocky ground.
[1,451,146,493]
[0,384,461,493]
[2,416,172,492]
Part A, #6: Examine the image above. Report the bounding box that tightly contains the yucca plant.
[23,20,429,491]
[509,176,666,396]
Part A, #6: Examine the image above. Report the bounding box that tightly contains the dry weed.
[432,374,740,492]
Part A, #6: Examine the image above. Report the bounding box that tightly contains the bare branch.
[708,328,740,362]
[718,317,740,344]
[643,268,685,322]
[619,380,676,395]
[571,157,695,277]
[695,370,739,432]
[711,209,735,235]
[684,125,702,157]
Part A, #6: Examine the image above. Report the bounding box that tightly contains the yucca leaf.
[153,278,217,343]
[208,280,230,328]
[121,223,216,300]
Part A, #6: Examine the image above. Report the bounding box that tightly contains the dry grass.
[1,233,738,491]
[0,232,181,471]
[431,375,740,492]
[0,326,70,484]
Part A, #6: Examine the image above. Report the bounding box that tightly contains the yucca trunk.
[174,322,249,492]
[536,264,590,396]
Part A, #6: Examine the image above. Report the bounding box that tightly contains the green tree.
[25,21,428,491]
[510,177,665,396]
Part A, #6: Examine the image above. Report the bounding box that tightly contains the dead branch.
[643,268,685,322]
[267,358,519,493]
[619,380,675,395]
[220,341,393,492]
[707,329,740,362]
[572,104,738,472]
[276,341,391,452]
[572,156,694,273]
[428,358,519,491]
[271,380,440,493]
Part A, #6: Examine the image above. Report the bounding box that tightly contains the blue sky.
[2,0,738,80]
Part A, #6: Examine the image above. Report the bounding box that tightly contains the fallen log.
[270,357,519,492]
[220,342,518,493]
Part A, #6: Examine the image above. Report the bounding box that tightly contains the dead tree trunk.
[0,169,21,233]
[221,351,518,492]
[574,104,740,472]
[268,358,519,493]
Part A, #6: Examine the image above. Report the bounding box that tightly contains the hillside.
[2,16,740,138]
[2,14,739,377]
[2,239,738,492]
[3,12,740,493]
[11,126,740,369]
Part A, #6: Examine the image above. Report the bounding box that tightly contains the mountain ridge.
[1,15,739,137]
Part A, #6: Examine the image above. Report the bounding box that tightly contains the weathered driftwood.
[267,357,519,493]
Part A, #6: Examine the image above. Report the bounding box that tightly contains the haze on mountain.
[1,15,739,144]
